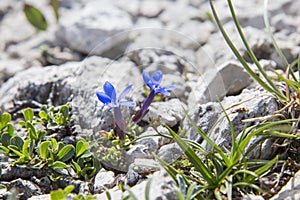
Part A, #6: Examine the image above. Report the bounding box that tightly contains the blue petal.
[104,81,117,102]
[155,88,170,96]
[119,101,136,107]
[142,71,151,85]
[118,85,133,101]
[164,85,176,91]
[152,71,162,86]
[96,92,111,104]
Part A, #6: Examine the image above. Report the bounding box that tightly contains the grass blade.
[209,0,287,101]
[184,109,231,166]
[227,0,284,98]
[166,126,217,185]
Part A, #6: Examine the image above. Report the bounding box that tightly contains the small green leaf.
[53,168,69,175]
[1,133,12,147]
[50,189,66,200]
[0,145,10,154]
[51,138,58,151]
[72,161,82,174]
[0,113,11,130]
[8,145,24,157]
[63,185,74,194]
[57,145,75,162]
[76,140,89,157]
[39,110,48,121]
[26,122,37,140]
[22,108,34,122]
[10,136,24,151]
[40,141,51,160]
[50,0,59,22]
[6,124,14,136]
[52,161,69,169]
[22,139,31,158]
[23,3,48,31]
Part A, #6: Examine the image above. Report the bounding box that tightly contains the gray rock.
[28,194,50,200]
[159,2,200,26]
[138,1,165,18]
[56,1,133,57]
[126,29,198,65]
[176,21,215,48]
[94,169,115,193]
[0,178,42,199]
[0,59,26,85]
[145,99,186,127]
[157,143,183,164]
[96,170,178,200]
[183,102,221,143]
[202,87,279,159]
[135,137,159,154]
[270,170,300,200]
[128,48,192,76]
[126,144,153,161]
[0,56,141,134]
[0,2,35,51]
[188,60,252,106]
[271,13,298,33]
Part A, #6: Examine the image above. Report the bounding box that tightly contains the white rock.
[188,60,252,106]
[271,170,300,200]
[145,99,187,127]
[56,1,133,56]
[96,170,178,200]
[94,169,115,193]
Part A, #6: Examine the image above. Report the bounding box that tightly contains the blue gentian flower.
[96,81,136,139]
[132,70,175,123]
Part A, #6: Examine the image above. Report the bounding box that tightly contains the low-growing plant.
[0,103,100,181]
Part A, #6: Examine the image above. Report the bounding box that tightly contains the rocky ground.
[0,0,300,199]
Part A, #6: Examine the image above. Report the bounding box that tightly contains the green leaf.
[23,3,48,31]
[0,113,11,130]
[50,0,59,22]
[76,140,89,157]
[51,138,58,151]
[57,145,75,162]
[40,141,51,160]
[8,145,24,157]
[50,188,66,200]
[71,160,82,173]
[0,145,10,154]
[26,122,37,140]
[38,110,48,120]
[63,185,74,195]
[10,136,24,151]
[22,139,31,158]
[1,133,12,147]
[52,161,69,169]
[6,124,14,136]
[53,168,69,175]
[22,108,34,122]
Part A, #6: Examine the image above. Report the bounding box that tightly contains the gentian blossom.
[96,81,136,140]
[132,70,175,123]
